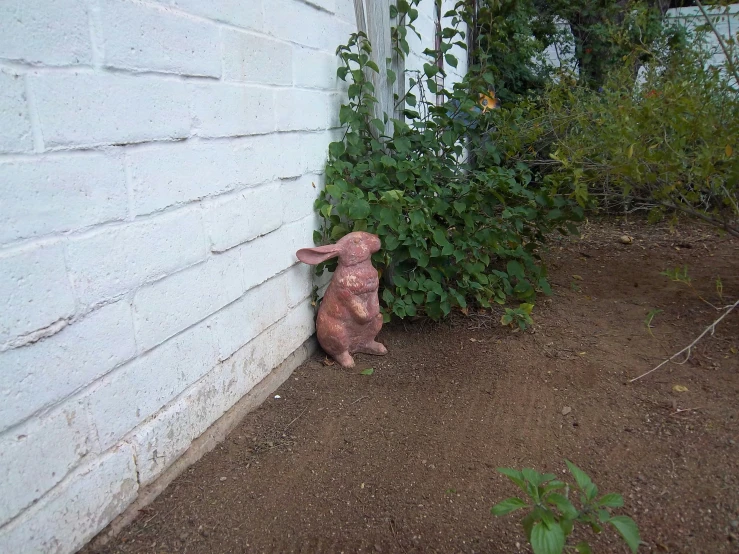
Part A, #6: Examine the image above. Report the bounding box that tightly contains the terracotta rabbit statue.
[296,231,387,368]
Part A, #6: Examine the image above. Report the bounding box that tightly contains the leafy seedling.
[660,265,691,285]
[501,303,535,330]
[644,308,663,336]
[491,460,641,554]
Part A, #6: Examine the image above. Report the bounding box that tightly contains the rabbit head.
[296,231,381,267]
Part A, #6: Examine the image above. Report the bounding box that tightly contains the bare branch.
[629,298,739,383]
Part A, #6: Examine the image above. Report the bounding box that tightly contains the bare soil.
[85,218,739,554]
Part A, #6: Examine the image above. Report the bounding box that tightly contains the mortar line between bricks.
[295,0,336,15]
[0,174,300,255]
[0,123,341,161]
[134,0,345,53]
[14,124,336,156]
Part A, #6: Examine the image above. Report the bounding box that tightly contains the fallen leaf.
[322,357,336,366]
[672,384,688,392]
[572,274,583,281]
[730,347,738,355]
[578,352,586,356]
[619,235,633,245]
[562,406,572,415]
[360,368,375,375]
[726,144,733,157]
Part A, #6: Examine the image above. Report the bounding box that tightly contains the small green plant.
[492,460,641,554]
[644,308,663,336]
[660,265,691,285]
[501,303,535,330]
[715,276,723,300]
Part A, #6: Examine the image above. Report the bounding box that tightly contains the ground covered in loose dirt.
[86,218,739,554]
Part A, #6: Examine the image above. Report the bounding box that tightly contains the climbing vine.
[313,1,582,321]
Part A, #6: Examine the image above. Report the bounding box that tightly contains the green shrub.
[313,4,582,321]
[494,4,739,236]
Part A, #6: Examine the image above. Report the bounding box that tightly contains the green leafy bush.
[314,4,582,321]
[495,4,739,236]
[492,460,641,554]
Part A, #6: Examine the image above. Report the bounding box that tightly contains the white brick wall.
[0,70,33,153]
[98,0,221,77]
[0,0,462,551]
[28,73,193,149]
[0,153,128,244]
[0,0,92,66]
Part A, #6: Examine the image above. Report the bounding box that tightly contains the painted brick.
[87,319,217,450]
[133,249,244,352]
[221,298,314,407]
[128,388,190,486]
[275,89,334,131]
[154,0,263,30]
[0,0,91,66]
[205,182,282,253]
[278,131,333,176]
[238,219,306,292]
[299,0,336,13]
[130,366,223,485]
[0,300,136,433]
[0,71,33,154]
[192,83,274,138]
[0,400,92,526]
[293,46,339,90]
[281,173,323,224]
[0,445,138,554]
[0,153,127,245]
[284,263,314,308]
[265,0,351,51]
[66,208,206,307]
[292,212,322,254]
[99,0,220,77]
[0,244,76,345]
[222,29,292,85]
[28,72,190,148]
[127,136,280,216]
[335,0,356,23]
[211,272,290,361]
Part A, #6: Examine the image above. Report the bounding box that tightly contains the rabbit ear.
[296,244,341,265]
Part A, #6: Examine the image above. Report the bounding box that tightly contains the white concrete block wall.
[0,1,464,552]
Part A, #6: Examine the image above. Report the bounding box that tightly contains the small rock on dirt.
[620,235,634,244]
[562,406,572,415]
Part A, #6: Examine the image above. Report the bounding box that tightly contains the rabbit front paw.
[334,351,355,368]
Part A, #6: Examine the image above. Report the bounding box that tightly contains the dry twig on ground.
[630,299,739,383]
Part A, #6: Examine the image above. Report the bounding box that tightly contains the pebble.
[220,476,227,482]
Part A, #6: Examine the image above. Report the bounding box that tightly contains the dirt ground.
[85,218,739,554]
